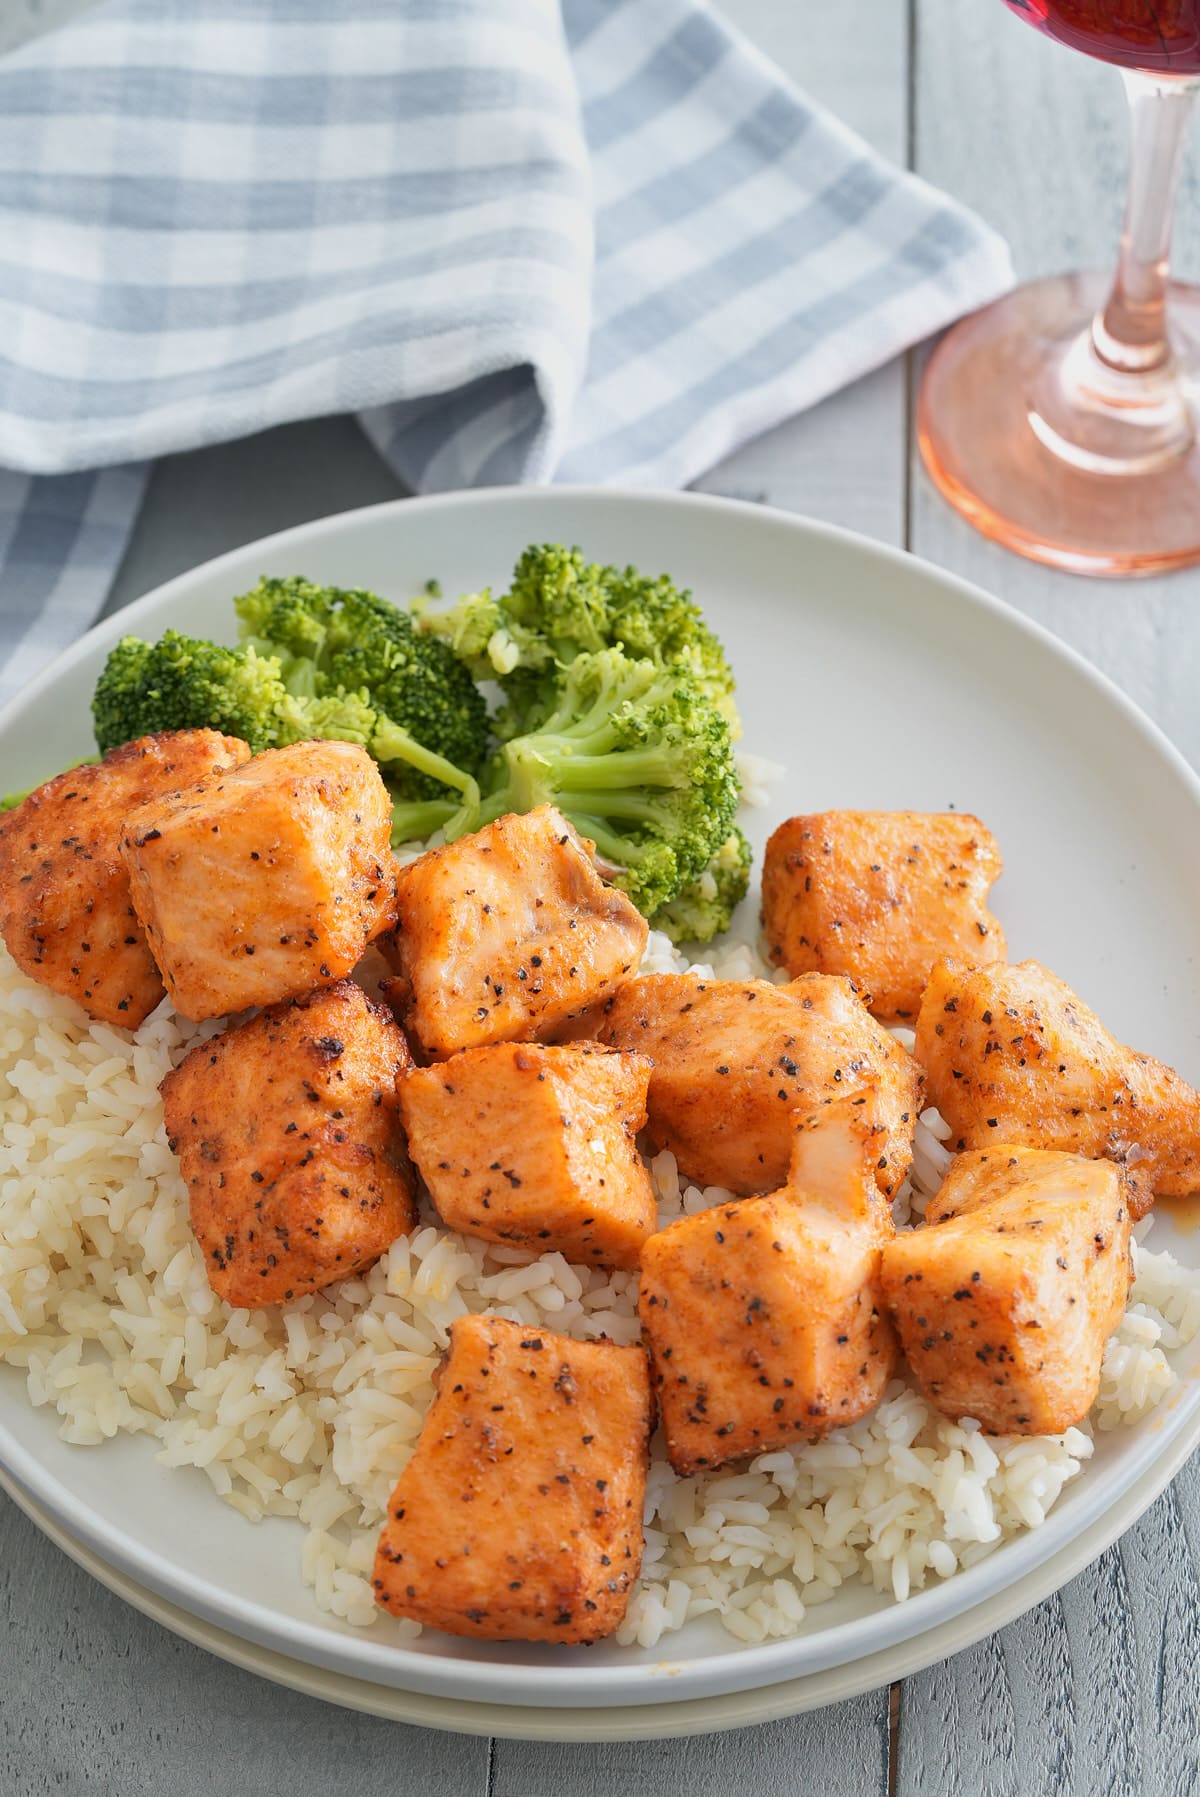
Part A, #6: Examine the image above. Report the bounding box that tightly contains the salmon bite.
[120,740,397,1020]
[762,810,1006,1022]
[0,729,251,1027]
[882,1148,1133,1434]
[399,1039,657,1270]
[372,1315,652,1643]
[916,958,1200,1219]
[161,981,416,1306]
[597,971,921,1198]
[639,1099,898,1475]
[381,804,648,1057]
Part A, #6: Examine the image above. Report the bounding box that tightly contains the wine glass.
[917,1,1200,576]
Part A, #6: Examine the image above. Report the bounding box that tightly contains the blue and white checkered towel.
[0,0,1012,702]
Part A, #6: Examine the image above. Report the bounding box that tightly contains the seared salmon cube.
[399,1040,656,1269]
[373,1314,652,1643]
[881,1146,1132,1434]
[162,979,415,1306]
[122,741,397,1020]
[383,805,647,1058]
[916,957,1200,1220]
[0,730,251,1028]
[639,1101,897,1476]
[762,810,1005,1022]
[597,972,920,1198]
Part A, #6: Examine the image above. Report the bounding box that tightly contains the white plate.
[2,489,1199,1717]
[4,1403,1196,1740]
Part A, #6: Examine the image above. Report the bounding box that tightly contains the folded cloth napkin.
[0,0,1012,703]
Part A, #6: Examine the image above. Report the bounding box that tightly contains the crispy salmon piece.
[122,741,397,1020]
[162,979,415,1306]
[383,805,647,1059]
[596,972,920,1198]
[639,1099,898,1475]
[399,1040,656,1270]
[916,958,1200,1219]
[762,810,1005,1022]
[924,1143,1116,1226]
[882,1146,1132,1434]
[373,1314,652,1643]
[0,730,250,1027]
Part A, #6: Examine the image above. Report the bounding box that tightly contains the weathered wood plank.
[1115,1455,1200,1797]
[0,1494,491,1797]
[896,1454,1200,1797]
[904,8,1200,1796]
[491,1704,892,1797]
[695,363,908,544]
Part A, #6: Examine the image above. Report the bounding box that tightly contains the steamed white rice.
[1,918,1197,1649]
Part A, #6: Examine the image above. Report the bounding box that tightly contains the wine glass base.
[918,272,1200,578]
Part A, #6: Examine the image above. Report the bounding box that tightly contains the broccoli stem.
[557,813,639,869]
[508,742,690,792]
[389,795,466,847]
[374,720,483,847]
[282,658,321,699]
[371,720,480,801]
[557,792,682,826]
[476,734,691,836]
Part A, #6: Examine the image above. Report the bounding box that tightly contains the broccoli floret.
[276,688,377,750]
[409,584,513,673]
[91,631,475,839]
[91,637,155,751]
[601,565,739,738]
[419,545,740,741]
[650,827,752,945]
[92,631,292,755]
[237,586,329,695]
[235,576,488,802]
[462,648,739,918]
[503,544,615,666]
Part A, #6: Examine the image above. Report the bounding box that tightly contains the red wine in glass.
[1002,0,1200,74]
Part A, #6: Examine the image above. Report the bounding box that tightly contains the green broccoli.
[83,561,748,934]
[234,576,488,801]
[418,544,740,741]
[462,648,740,919]
[650,826,752,945]
[93,631,293,755]
[90,628,482,841]
[374,719,482,849]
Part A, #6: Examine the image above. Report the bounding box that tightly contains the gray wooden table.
[3,2,1199,1792]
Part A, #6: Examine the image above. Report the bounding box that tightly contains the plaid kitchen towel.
[0,0,1013,701]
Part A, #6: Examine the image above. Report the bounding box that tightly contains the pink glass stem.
[1093,70,1200,377]
[917,19,1200,576]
